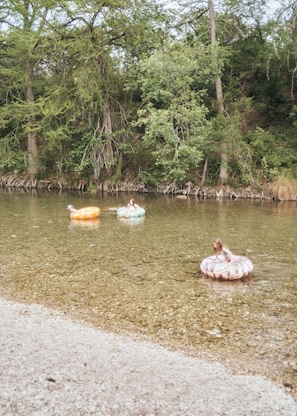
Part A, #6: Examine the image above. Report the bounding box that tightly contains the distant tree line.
[0,0,297,192]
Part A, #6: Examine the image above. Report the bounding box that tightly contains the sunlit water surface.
[0,190,296,396]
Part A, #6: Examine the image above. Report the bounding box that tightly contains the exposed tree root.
[0,174,290,200]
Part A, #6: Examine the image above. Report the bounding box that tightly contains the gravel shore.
[0,298,296,416]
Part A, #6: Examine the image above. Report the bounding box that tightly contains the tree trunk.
[201,157,208,185]
[102,104,113,177]
[26,63,38,177]
[208,0,228,183]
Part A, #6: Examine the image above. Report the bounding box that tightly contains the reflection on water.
[0,190,296,397]
[69,218,101,229]
[118,216,145,226]
[202,275,254,296]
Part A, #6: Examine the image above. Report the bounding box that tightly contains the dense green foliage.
[0,0,297,188]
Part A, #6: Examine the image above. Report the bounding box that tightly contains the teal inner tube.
[117,206,145,218]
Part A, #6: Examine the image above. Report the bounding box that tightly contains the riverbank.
[1,298,296,416]
[0,174,273,198]
[2,173,296,201]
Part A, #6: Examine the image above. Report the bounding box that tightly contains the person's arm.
[119,204,129,218]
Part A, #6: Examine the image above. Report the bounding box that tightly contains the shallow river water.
[0,190,296,396]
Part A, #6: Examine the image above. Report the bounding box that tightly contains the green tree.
[176,0,242,184]
[0,1,55,176]
[0,0,169,180]
[132,41,211,184]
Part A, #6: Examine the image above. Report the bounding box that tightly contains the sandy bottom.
[0,298,296,416]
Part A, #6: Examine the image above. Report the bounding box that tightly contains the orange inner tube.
[70,207,100,220]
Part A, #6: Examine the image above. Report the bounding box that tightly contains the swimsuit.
[222,251,231,262]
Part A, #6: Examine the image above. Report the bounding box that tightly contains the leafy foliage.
[0,0,297,187]
[132,42,211,183]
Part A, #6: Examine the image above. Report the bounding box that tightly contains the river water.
[0,190,296,396]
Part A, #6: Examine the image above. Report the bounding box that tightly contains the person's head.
[130,199,135,205]
[213,237,223,252]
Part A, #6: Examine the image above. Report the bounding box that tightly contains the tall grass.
[270,178,297,201]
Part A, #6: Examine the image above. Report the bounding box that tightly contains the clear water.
[0,189,296,395]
